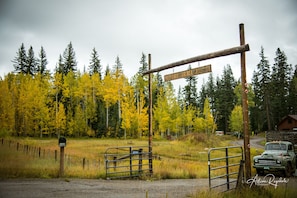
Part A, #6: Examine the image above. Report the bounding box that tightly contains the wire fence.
[0,138,103,172]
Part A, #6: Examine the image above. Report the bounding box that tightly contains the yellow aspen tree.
[33,73,51,137]
[0,74,15,135]
[194,116,204,133]
[184,105,196,134]
[154,87,171,138]
[155,83,180,138]
[72,105,85,136]
[230,105,243,138]
[234,83,255,107]
[165,83,181,137]
[56,102,66,136]
[137,90,148,138]
[203,98,217,134]
[111,61,127,137]
[91,72,102,102]
[76,73,94,135]
[62,71,78,134]
[170,99,182,137]
[17,74,36,136]
[102,70,118,129]
[51,72,63,136]
[121,84,136,138]
[9,74,21,135]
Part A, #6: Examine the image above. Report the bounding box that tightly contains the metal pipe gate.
[104,146,151,179]
[208,146,244,192]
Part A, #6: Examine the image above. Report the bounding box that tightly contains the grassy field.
[0,133,261,179]
[2,134,296,198]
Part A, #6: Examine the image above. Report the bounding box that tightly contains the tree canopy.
[1,43,296,138]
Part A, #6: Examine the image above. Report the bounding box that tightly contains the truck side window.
[288,144,292,151]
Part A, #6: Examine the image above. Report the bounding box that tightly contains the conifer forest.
[1,43,296,138]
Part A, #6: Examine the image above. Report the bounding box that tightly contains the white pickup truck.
[253,141,296,177]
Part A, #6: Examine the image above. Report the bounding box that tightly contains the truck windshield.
[265,143,286,151]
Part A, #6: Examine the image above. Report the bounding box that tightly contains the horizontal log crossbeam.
[142,44,249,75]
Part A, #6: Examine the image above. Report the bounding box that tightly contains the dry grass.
[0,145,58,178]
[193,185,297,198]
[0,134,255,179]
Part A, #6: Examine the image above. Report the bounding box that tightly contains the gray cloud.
[0,0,296,90]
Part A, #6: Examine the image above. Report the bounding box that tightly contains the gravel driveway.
[0,178,209,198]
[1,177,297,198]
[231,135,265,150]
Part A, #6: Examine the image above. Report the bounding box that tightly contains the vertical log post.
[143,24,250,180]
[55,150,57,162]
[138,148,143,174]
[129,147,133,176]
[240,23,251,180]
[225,148,230,190]
[113,156,117,171]
[148,54,153,175]
[59,147,64,177]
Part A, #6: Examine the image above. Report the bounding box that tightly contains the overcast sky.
[0,0,296,90]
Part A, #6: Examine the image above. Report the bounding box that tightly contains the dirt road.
[0,178,208,198]
[1,177,297,198]
[232,135,265,150]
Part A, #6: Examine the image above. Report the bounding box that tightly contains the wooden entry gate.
[104,146,151,179]
[143,23,251,179]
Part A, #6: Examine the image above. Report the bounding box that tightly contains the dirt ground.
[1,176,297,198]
[0,178,209,198]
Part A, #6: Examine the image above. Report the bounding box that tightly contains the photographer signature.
[246,174,289,189]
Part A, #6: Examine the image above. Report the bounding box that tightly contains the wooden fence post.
[55,150,57,162]
[139,148,143,174]
[59,147,64,177]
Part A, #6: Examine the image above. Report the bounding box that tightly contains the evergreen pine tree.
[215,65,236,132]
[288,65,297,114]
[88,48,102,78]
[153,72,163,107]
[26,46,37,75]
[138,53,148,73]
[112,56,123,79]
[63,42,77,75]
[55,54,64,74]
[205,73,216,114]
[252,46,272,131]
[131,53,151,115]
[12,43,27,74]
[198,82,207,112]
[270,48,292,127]
[37,46,48,75]
[183,65,198,109]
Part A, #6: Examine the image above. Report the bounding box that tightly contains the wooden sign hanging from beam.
[164,64,211,82]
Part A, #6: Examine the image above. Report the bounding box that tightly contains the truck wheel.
[284,164,292,177]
